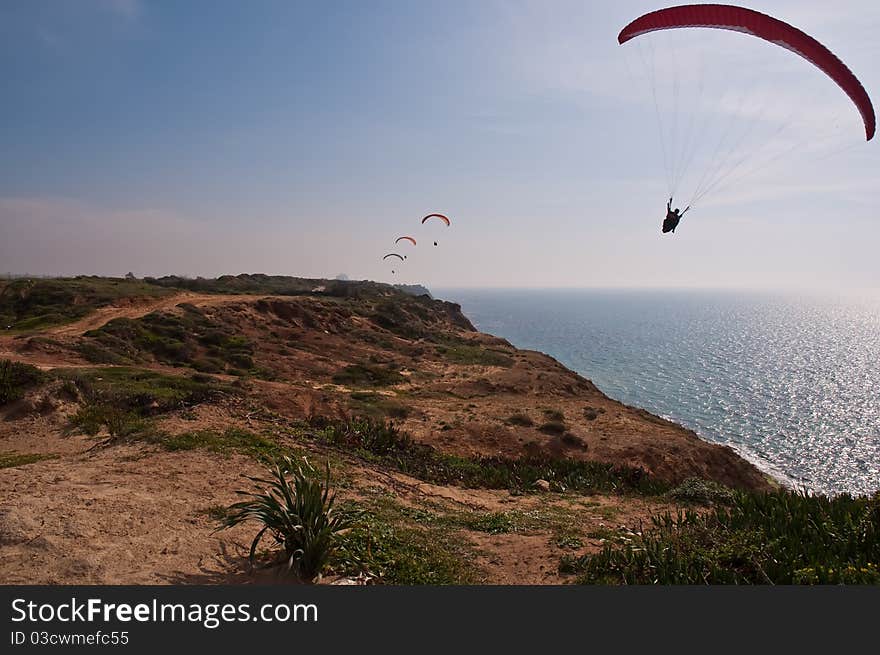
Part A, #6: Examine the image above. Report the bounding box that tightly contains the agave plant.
[221,456,356,582]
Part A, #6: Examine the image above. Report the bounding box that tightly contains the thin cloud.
[37,27,62,50]
[101,0,142,22]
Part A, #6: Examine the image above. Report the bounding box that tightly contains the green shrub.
[60,367,238,415]
[161,428,287,461]
[0,451,58,469]
[70,405,149,438]
[0,360,45,405]
[318,418,412,456]
[332,363,404,387]
[435,344,514,367]
[539,420,567,435]
[347,392,410,420]
[506,412,534,427]
[221,457,356,582]
[668,478,736,506]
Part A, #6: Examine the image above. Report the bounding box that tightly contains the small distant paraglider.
[421,213,451,226]
[421,213,450,246]
[383,252,405,275]
[394,236,416,260]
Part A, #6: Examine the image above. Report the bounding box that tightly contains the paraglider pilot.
[663,197,689,234]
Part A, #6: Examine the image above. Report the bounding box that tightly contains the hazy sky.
[1,0,878,293]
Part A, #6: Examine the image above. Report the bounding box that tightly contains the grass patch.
[506,412,534,427]
[60,367,239,415]
[567,490,880,584]
[70,404,155,439]
[335,494,480,584]
[159,428,291,461]
[556,535,584,550]
[347,391,410,420]
[538,420,567,436]
[0,360,45,405]
[333,363,404,388]
[668,478,736,506]
[463,511,516,534]
[561,433,587,449]
[441,505,587,546]
[0,451,58,469]
[313,418,666,496]
[61,367,241,442]
[434,344,514,367]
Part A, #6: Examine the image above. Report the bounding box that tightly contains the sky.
[1,0,878,294]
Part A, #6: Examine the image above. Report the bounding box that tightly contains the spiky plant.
[221,456,356,582]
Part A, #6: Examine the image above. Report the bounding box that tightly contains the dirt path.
[46,293,253,337]
[0,293,271,369]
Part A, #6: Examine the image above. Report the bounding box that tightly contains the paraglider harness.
[663,197,689,234]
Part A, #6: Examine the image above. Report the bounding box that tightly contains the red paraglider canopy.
[618,4,875,140]
[395,236,417,245]
[421,213,451,226]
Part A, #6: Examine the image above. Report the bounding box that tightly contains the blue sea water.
[439,289,880,497]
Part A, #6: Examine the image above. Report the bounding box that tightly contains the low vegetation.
[332,363,405,388]
[667,478,736,506]
[0,360,45,405]
[160,428,292,461]
[64,367,239,412]
[312,417,667,495]
[348,391,410,419]
[434,343,514,367]
[538,409,567,435]
[565,490,880,584]
[506,412,534,427]
[538,420,567,435]
[145,273,363,298]
[0,451,58,469]
[335,492,481,584]
[62,367,240,441]
[79,306,256,374]
[0,276,173,331]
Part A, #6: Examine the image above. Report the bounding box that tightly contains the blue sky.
[1,1,878,294]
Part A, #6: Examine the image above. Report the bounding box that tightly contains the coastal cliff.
[0,275,773,584]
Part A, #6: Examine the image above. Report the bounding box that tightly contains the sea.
[438,288,880,497]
